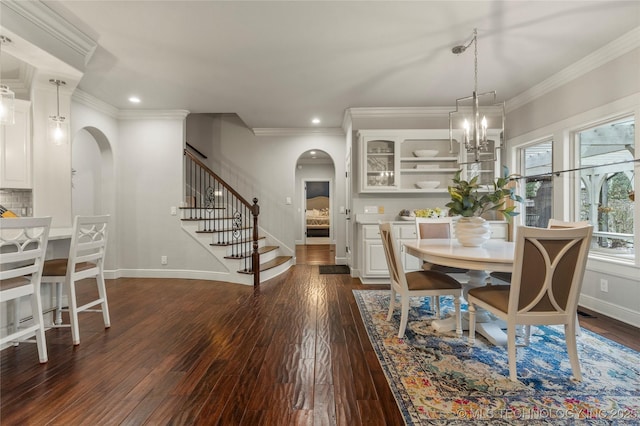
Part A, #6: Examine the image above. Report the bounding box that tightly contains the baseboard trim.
[579,294,640,328]
[104,269,252,285]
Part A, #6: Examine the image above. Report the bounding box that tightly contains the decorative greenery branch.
[446,166,524,221]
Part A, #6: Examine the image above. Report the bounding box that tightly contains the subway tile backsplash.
[0,189,33,216]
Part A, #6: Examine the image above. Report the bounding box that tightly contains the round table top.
[403,238,515,272]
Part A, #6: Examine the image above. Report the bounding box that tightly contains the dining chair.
[0,217,52,363]
[41,215,110,345]
[490,219,590,284]
[414,217,468,317]
[467,225,593,381]
[379,222,462,338]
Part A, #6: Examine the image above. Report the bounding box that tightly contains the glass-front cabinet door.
[360,132,398,192]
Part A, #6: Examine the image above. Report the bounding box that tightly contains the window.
[521,141,553,228]
[577,117,635,260]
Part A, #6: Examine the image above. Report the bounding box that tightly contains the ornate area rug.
[353,290,640,425]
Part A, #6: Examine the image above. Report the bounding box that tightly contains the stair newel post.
[252,198,260,286]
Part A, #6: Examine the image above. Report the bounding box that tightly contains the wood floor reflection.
[1,244,637,424]
[296,244,336,265]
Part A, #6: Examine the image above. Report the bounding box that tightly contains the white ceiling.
[31,1,640,129]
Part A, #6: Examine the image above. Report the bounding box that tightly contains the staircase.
[182,149,293,285]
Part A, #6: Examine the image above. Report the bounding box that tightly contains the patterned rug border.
[353,289,640,425]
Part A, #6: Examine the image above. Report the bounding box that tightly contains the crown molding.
[72,89,119,118]
[1,0,97,69]
[347,106,453,119]
[506,26,640,112]
[252,127,345,137]
[73,89,190,120]
[117,109,190,121]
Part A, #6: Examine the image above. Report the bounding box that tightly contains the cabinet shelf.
[400,156,458,162]
[400,168,459,173]
[400,188,449,193]
[358,129,497,194]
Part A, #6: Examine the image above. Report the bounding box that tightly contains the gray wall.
[504,47,640,327]
[507,47,640,139]
[186,113,348,262]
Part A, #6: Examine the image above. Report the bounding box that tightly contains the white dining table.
[403,238,515,345]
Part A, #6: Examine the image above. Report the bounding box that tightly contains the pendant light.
[0,36,15,125]
[0,84,15,125]
[449,29,505,164]
[48,79,68,146]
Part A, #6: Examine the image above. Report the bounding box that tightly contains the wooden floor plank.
[1,245,637,424]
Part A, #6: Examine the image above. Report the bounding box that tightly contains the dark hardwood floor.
[1,245,638,424]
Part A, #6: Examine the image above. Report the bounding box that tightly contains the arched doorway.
[71,127,114,217]
[71,126,116,270]
[295,149,336,264]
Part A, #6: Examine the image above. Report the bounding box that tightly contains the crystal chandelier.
[449,29,505,164]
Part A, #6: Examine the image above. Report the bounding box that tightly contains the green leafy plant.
[446,166,523,221]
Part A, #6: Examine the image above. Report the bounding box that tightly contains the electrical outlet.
[161,256,168,265]
[600,279,608,293]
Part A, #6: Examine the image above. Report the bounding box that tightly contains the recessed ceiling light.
[311,118,320,124]
[310,151,316,155]
[129,96,141,103]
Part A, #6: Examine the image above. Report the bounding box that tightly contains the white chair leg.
[67,280,81,345]
[55,282,63,325]
[96,274,111,328]
[453,296,462,336]
[434,296,441,318]
[386,289,396,321]
[468,303,476,345]
[29,290,48,363]
[508,326,518,382]
[565,323,582,381]
[397,295,410,338]
[11,299,19,346]
[524,325,531,346]
[575,312,582,336]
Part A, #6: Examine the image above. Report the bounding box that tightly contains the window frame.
[506,94,639,277]
[572,115,635,262]
[519,139,554,228]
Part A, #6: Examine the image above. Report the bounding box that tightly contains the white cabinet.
[360,132,399,191]
[358,220,507,283]
[0,100,31,189]
[397,225,422,271]
[358,129,504,194]
[360,223,421,280]
[363,239,388,276]
[359,129,460,193]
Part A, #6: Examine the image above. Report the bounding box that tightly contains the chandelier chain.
[473,28,478,94]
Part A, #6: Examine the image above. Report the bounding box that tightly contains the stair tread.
[224,245,278,259]
[179,206,226,210]
[196,226,252,233]
[182,216,237,221]
[210,236,265,247]
[238,256,292,274]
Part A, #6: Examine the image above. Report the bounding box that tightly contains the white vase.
[455,217,491,247]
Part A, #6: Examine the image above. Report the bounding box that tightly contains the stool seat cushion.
[43,259,94,277]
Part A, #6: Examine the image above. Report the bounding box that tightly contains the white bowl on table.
[413,150,438,157]
[415,181,440,189]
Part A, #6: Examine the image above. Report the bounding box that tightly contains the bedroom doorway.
[304,180,331,245]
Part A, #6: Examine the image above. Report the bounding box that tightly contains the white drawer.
[398,225,418,239]
[363,225,381,239]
